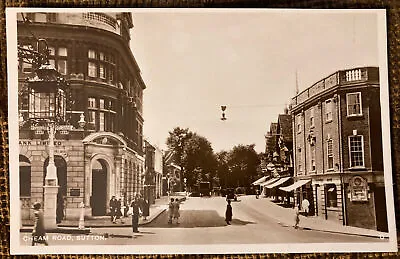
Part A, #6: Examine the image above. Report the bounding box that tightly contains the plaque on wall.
[349,176,368,202]
[70,188,81,197]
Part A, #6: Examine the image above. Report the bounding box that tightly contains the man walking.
[109,196,117,223]
[130,196,141,233]
[225,199,232,225]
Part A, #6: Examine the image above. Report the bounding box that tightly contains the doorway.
[91,159,108,216]
[374,186,388,232]
[43,156,67,223]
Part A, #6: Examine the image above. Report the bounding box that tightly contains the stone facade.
[17,12,146,221]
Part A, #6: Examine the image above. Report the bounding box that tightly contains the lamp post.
[25,63,69,230]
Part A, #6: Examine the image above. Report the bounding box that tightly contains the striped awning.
[279,179,311,192]
[264,177,291,189]
[252,176,268,185]
[260,177,279,187]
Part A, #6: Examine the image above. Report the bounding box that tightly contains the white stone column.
[43,124,59,230]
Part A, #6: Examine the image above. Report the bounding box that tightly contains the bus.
[199,181,211,197]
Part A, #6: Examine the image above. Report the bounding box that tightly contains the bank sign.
[19,140,64,146]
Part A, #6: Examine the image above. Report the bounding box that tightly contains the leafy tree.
[227,144,260,187]
[166,127,192,191]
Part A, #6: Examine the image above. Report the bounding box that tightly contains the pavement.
[20,194,390,239]
[20,195,173,233]
[254,196,389,239]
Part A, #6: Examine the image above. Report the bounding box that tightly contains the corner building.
[290,67,387,231]
[18,12,146,220]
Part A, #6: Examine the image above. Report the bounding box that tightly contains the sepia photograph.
[6,8,397,254]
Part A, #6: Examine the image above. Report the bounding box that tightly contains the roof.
[278,114,293,142]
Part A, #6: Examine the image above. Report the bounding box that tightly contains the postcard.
[6,8,397,254]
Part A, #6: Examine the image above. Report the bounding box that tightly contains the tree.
[227,144,260,187]
[215,150,230,188]
[166,127,192,191]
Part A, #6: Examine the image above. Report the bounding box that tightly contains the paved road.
[20,196,386,246]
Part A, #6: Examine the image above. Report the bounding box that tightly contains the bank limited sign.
[19,140,64,146]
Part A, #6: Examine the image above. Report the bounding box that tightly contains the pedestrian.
[130,197,141,233]
[141,196,150,221]
[225,199,232,225]
[294,204,300,229]
[116,198,122,220]
[31,202,48,246]
[302,198,310,217]
[168,198,174,224]
[173,198,180,224]
[109,196,117,223]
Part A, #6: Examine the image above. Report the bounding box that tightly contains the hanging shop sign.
[349,176,368,202]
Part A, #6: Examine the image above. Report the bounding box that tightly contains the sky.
[129,10,380,153]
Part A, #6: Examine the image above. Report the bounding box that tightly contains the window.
[99,99,105,109]
[99,64,105,79]
[19,155,31,197]
[57,59,67,75]
[326,100,333,121]
[310,145,316,172]
[298,148,302,173]
[88,97,96,108]
[58,47,67,56]
[326,184,337,207]
[347,92,362,116]
[310,107,315,127]
[349,135,364,167]
[297,114,302,133]
[99,112,105,131]
[99,52,104,61]
[327,139,334,169]
[88,111,96,126]
[88,49,96,59]
[88,62,97,77]
[48,47,55,56]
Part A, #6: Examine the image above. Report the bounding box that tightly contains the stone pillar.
[43,124,59,230]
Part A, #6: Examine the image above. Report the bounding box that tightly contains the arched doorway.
[19,155,31,197]
[43,155,67,224]
[91,159,108,216]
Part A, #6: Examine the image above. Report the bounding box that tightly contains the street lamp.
[26,63,69,230]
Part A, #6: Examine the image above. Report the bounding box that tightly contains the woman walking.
[225,199,232,225]
[32,202,48,246]
[173,198,181,224]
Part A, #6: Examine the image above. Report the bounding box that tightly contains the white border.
[6,7,397,254]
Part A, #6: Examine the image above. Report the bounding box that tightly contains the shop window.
[347,92,362,116]
[326,184,337,207]
[349,135,364,167]
[325,100,333,121]
[327,139,334,169]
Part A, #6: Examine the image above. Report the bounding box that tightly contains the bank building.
[17,12,146,221]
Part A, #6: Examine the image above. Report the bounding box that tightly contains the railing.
[291,67,379,107]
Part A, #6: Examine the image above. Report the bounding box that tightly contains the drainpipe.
[319,100,325,217]
[337,93,347,226]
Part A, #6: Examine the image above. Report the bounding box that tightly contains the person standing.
[109,196,117,223]
[294,204,300,229]
[168,198,174,224]
[173,198,180,224]
[225,199,232,225]
[31,202,48,246]
[302,198,310,217]
[131,197,141,233]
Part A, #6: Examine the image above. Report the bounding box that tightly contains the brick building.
[288,66,387,231]
[17,12,146,220]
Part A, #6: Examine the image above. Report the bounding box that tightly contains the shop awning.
[260,177,279,187]
[264,177,291,189]
[279,179,311,192]
[252,176,268,185]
